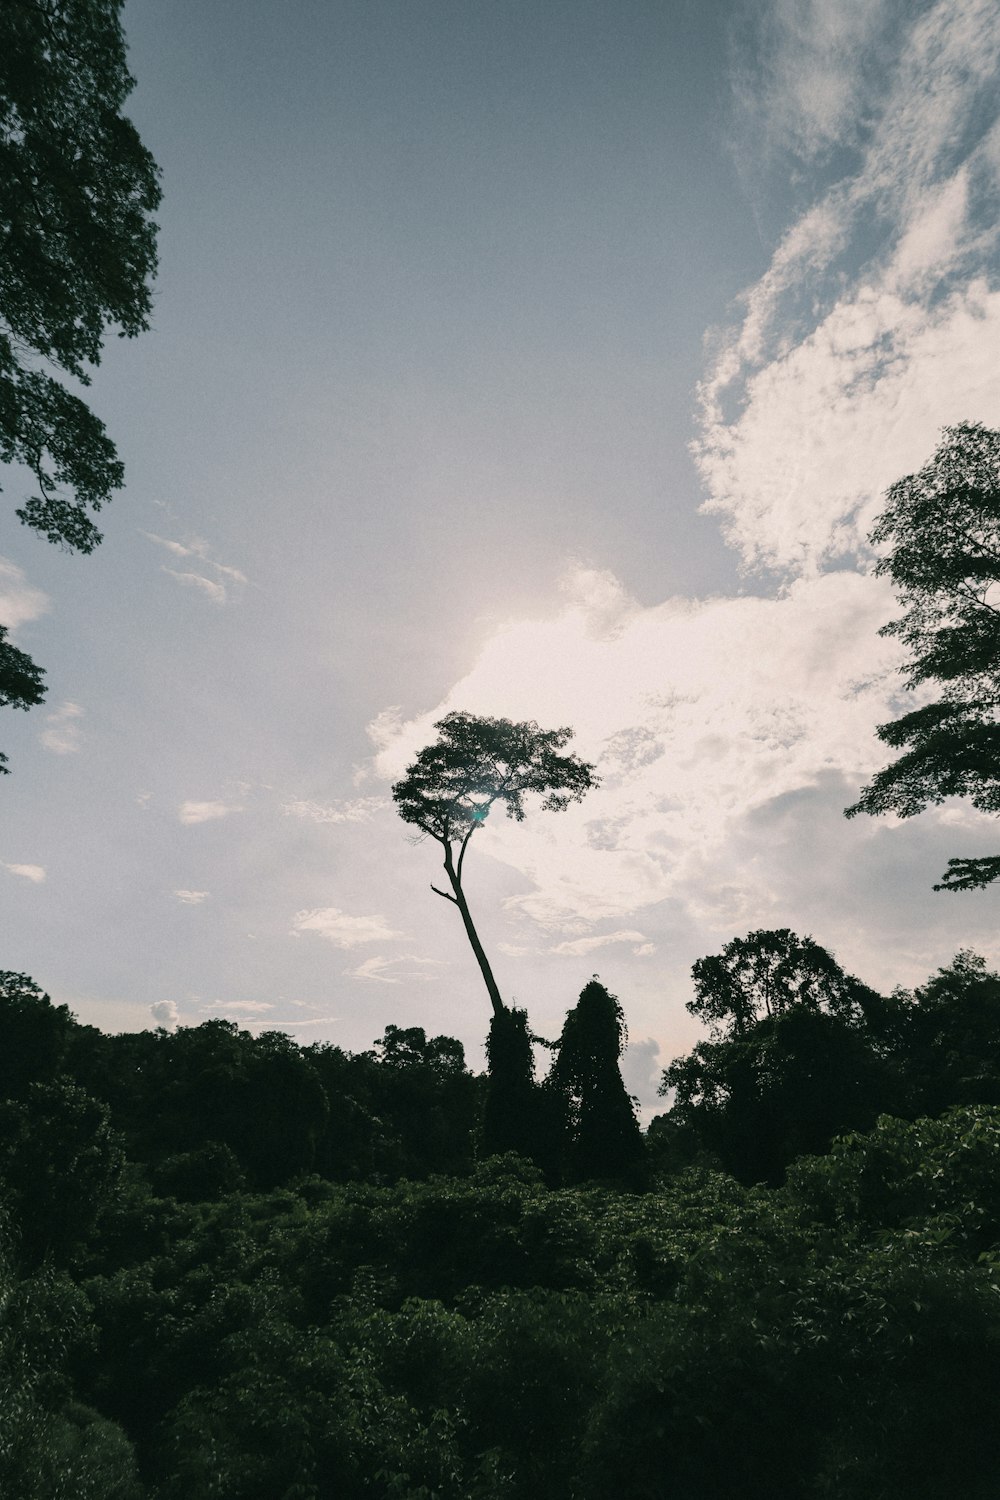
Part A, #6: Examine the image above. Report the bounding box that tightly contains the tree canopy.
[392,711,597,1015]
[845,422,1000,890]
[0,0,160,770]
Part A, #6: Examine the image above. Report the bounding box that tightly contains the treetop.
[392,710,598,845]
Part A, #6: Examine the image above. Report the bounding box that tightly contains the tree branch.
[430,883,458,904]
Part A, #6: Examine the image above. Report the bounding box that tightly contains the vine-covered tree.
[481,1006,540,1160]
[845,422,1000,890]
[546,979,644,1182]
[392,711,597,1016]
[1,0,161,767]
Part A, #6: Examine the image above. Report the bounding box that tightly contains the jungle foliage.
[3,944,1000,1497]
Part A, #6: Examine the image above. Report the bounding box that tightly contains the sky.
[3,0,1000,1114]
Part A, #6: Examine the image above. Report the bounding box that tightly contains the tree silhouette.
[0,0,161,769]
[0,629,46,774]
[546,979,644,1182]
[392,711,597,1016]
[688,929,882,1040]
[846,422,1000,889]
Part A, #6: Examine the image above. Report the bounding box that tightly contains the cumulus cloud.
[0,556,48,629]
[4,862,45,883]
[699,0,1000,575]
[371,564,907,935]
[40,701,84,755]
[282,796,387,825]
[150,999,179,1029]
[174,889,210,904]
[178,800,243,825]
[292,907,404,948]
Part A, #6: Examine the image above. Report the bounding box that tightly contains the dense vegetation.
[3,945,1000,1498]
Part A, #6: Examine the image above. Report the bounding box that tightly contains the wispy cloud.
[347,954,447,984]
[144,530,248,602]
[282,796,387,825]
[0,556,49,630]
[163,568,227,605]
[4,862,45,883]
[550,930,649,957]
[174,889,210,904]
[292,907,404,948]
[204,999,274,1014]
[40,701,83,755]
[178,800,243,825]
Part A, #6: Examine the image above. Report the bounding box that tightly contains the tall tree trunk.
[442,843,506,1017]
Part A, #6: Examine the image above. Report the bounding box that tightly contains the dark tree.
[0,627,45,773]
[657,932,891,1183]
[392,711,597,1016]
[546,979,644,1182]
[689,928,882,1039]
[1,0,160,765]
[481,1005,539,1160]
[0,970,74,1098]
[0,1079,125,1266]
[845,422,1000,890]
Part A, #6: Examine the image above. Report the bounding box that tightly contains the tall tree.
[688,928,881,1039]
[546,979,644,1182]
[845,422,1000,890]
[1,0,161,765]
[392,711,597,1016]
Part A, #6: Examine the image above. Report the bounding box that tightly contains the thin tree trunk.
[441,842,506,1018]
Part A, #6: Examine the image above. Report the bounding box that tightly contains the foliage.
[688,927,881,1039]
[846,421,1000,889]
[546,980,645,1183]
[4,961,1000,1494]
[0,0,160,771]
[0,969,74,1096]
[0,1080,125,1267]
[0,626,46,772]
[392,711,597,1015]
[0,0,161,551]
[481,1007,541,1162]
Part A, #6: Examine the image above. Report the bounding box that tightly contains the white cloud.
[150,999,179,1030]
[348,954,448,984]
[282,796,387,825]
[148,532,248,599]
[699,0,1000,576]
[174,889,210,904]
[209,561,249,585]
[204,999,274,1014]
[40,701,83,755]
[140,530,201,558]
[162,568,227,604]
[0,556,49,629]
[372,564,906,934]
[292,907,404,948]
[730,0,895,164]
[4,862,45,883]
[550,929,648,957]
[178,800,243,825]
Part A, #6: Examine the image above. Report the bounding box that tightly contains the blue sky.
[3,0,1000,1112]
